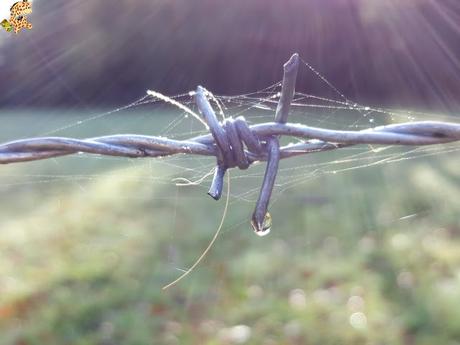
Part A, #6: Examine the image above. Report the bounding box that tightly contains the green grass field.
[0,110,459,345]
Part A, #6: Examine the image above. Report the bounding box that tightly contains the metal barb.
[252,53,300,234]
[208,165,226,200]
[195,86,232,200]
[275,53,300,124]
[251,137,280,233]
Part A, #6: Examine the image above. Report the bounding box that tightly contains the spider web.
[1,64,459,217]
[0,60,459,287]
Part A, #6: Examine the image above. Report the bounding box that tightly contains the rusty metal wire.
[1,54,459,234]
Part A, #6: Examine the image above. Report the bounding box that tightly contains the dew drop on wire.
[255,212,272,237]
[256,227,271,237]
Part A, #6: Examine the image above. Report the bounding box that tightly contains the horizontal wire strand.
[1,120,458,164]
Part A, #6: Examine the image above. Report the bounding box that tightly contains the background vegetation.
[0,111,459,345]
[1,0,460,110]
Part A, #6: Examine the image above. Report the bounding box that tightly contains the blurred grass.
[0,110,459,345]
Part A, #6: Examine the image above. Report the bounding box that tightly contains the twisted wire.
[1,54,459,234]
[2,121,459,164]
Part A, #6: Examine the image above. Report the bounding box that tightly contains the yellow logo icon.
[1,0,33,34]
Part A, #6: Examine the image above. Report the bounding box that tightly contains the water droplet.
[184,114,189,118]
[364,106,370,111]
[369,118,375,123]
[256,228,271,237]
[253,212,272,237]
[188,91,195,97]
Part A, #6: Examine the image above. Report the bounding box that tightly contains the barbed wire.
[1,54,459,235]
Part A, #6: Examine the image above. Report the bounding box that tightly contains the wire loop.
[195,86,265,201]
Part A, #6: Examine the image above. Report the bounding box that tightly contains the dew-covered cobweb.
[0,60,459,289]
